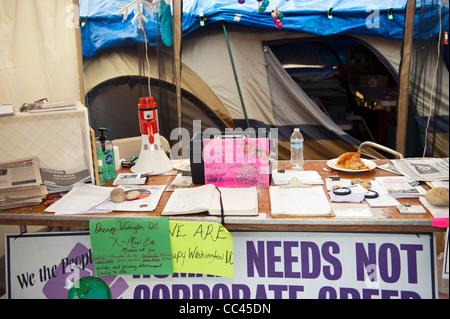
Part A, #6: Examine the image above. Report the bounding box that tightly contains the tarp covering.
[79,0,449,159]
[80,0,449,57]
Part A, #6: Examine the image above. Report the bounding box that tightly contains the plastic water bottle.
[290,128,304,170]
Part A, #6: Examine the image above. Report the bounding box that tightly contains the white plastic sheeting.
[0,0,83,107]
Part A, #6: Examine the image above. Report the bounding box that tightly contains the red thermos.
[138,97,158,144]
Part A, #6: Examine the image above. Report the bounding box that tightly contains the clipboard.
[270,178,335,218]
[279,177,311,189]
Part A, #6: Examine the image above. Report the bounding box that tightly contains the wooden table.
[0,160,445,234]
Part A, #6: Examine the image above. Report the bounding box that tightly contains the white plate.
[326,158,377,172]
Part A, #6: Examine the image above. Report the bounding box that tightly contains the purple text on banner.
[203,138,270,187]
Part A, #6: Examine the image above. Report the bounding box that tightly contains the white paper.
[113,173,146,186]
[365,181,400,207]
[45,183,112,215]
[397,205,427,214]
[98,185,166,212]
[165,173,193,191]
[162,184,258,216]
[419,197,449,219]
[162,184,216,215]
[429,180,449,188]
[0,104,14,116]
[331,203,375,218]
[325,178,352,190]
[272,170,323,185]
[270,186,332,216]
[329,184,367,203]
[209,187,258,216]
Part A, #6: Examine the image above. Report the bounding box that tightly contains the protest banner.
[5,230,437,299]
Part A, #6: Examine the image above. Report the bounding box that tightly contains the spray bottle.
[96,127,116,184]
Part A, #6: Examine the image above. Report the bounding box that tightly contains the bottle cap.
[98,127,110,153]
[294,128,300,132]
[98,127,110,142]
[139,97,157,110]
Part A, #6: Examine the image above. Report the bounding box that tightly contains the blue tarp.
[80,0,449,57]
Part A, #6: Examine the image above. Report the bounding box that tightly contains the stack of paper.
[45,183,113,215]
[113,173,147,186]
[40,167,91,193]
[45,184,166,214]
[270,186,332,216]
[325,178,400,207]
[0,157,48,210]
[376,176,427,198]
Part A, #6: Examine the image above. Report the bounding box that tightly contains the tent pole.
[73,0,85,105]
[222,22,251,129]
[396,0,417,156]
[173,0,183,138]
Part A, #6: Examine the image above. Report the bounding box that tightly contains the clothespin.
[199,13,207,26]
[388,8,393,20]
[327,7,333,19]
[80,16,87,27]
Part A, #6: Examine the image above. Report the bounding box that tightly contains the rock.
[126,190,141,200]
[425,187,449,207]
[110,187,125,203]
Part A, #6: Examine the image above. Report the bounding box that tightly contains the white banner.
[5,231,437,299]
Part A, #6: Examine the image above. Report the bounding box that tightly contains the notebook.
[161,184,258,216]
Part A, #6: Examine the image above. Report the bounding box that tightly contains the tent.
[80,0,448,159]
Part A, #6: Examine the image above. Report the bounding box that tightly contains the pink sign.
[202,138,270,187]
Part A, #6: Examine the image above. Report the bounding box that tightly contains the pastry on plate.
[335,152,370,170]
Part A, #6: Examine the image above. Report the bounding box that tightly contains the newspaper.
[375,176,427,198]
[0,157,47,210]
[391,158,449,181]
[40,167,91,193]
[0,157,43,189]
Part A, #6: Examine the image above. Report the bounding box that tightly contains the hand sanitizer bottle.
[96,127,116,184]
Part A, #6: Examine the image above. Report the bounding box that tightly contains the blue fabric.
[80,0,449,57]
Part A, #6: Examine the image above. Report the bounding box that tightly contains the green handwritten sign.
[89,218,173,276]
[169,221,234,278]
